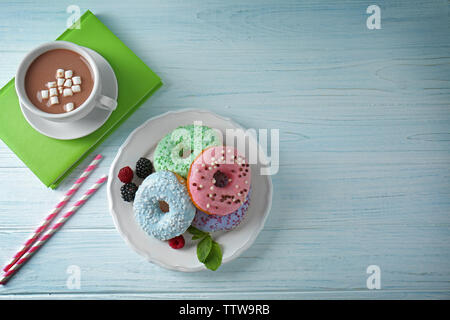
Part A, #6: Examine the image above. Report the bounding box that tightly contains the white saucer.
[107,109,273,272]
[20,48,118,140]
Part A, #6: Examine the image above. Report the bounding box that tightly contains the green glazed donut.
[153,124,222,178]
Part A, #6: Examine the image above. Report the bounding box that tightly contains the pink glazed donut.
[187,146,251,216]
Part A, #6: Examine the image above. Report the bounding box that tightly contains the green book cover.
[0,10,162,189]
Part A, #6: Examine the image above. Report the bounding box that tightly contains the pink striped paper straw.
[2,154,103,273]
[0,175,108,285]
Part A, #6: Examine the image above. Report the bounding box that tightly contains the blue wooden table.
[0,0,449,299]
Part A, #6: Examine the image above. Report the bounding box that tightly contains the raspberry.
[168,235,185,249]
[118,166,134,183]
[136,157,154,179]
[120,183,138,202]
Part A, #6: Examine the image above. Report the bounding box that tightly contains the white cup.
[15,41,117,122]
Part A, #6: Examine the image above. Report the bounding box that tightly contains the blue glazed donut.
[133,171,196,241]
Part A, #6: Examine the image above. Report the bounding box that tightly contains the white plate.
[20,48,118,140]
[107,109,273,272]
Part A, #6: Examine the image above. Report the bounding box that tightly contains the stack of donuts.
[133,124,252,243]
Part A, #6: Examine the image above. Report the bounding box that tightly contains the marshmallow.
[71,85,81,93]
[49,87,58,97]
[57,78,65,86]
[56,69,64,78]
[49,96,59,105]
[58,87,63,94]
[72,76,81,85]
[63,88,73,97]
[65,70,73,78]
[64,102,74,112]
[40,90,49,100]
[46,81,57,88]
[64,79,72,87]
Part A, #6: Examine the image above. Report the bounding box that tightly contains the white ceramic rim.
[107,108,273,272]
[15,41,100,120]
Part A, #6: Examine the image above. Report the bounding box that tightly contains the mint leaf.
[187,226,208,237]
[188,226,222,270]
[192,234,207,241]
[204,241,222,271]
[197,235,212,263]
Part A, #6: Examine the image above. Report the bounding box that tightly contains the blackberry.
[120,183,138,202]
[136,157,154,178]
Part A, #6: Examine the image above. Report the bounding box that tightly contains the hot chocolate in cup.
[16,41,117,123]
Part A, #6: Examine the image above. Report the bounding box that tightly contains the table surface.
[0,0,449,299]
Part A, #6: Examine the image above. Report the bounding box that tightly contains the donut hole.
[178,148,193,159]
[213,170,229,188]
[159,200,170,213]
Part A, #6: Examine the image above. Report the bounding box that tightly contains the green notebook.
[0,10,162,189]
